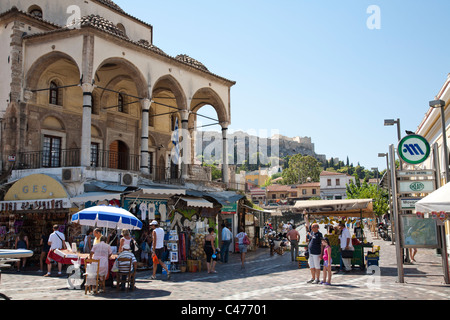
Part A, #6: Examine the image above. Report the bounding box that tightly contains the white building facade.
[320,171,355,200]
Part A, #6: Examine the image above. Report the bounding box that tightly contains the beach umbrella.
[71,205,143,230]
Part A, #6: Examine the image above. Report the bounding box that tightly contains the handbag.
[111,258,119,273]
[341,250,354,259]
[243,234,250,245]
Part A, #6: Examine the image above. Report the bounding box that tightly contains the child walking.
[321,238,332,285]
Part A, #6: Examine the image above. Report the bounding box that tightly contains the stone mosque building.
[0,0,236,189]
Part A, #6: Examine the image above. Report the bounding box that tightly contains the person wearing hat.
[117,243,137,290]
[149,220,170,280]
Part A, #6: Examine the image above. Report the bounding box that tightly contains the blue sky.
[115,0,450,171]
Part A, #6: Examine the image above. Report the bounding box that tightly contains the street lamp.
[384,118,403,170]
[378,152,395,245]
[429,99,450,183]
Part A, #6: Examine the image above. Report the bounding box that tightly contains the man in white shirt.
[338,222,354,272]
[149,220,170,280]
[220,223,233,263]
[45,225,65,277]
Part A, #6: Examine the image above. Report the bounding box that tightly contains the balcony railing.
[17,149,81,169]
[91,150,140,172]
[17,149,140,172]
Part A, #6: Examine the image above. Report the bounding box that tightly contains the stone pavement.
[0,227,449,300]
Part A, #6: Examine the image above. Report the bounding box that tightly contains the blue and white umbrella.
[71,205,143,230]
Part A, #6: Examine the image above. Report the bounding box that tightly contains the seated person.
[117,244,137,290]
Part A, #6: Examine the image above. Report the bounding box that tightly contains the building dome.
[95,0,125,13]
[175,54,209,72]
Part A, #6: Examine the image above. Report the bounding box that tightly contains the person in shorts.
[149,220,170,280]
[306,223,323,284]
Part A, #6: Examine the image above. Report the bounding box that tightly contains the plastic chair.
[84,259,100,294]
[115,257,135,291]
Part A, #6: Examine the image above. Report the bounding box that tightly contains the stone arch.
[42,115,65,131]
[94,57,148,100]
[25,51,81,91]
[189,87,229,128]
[152,75,187,111]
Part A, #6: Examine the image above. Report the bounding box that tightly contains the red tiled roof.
[266,185,293,192]
[320,171,348,176]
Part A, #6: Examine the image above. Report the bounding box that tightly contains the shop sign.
[0,198,71,211]
[397,170,434,177]
[221,202,237,214]
[4,174,69,201]
[400,198,422,210]
[398,180,435,194]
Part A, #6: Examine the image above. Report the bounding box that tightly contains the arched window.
[116,23,126,36]
[118,93,125,113]
[28,5,43,18]
[49,81,61,105]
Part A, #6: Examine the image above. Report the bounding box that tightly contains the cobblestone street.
[1,228,449,301]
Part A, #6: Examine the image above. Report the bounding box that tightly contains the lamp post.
[384,118,403,170]
[378,152,395,245]
[429,99,450,184]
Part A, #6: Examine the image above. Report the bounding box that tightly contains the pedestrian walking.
[220,223,232,263]
[286,225,300,262]
[235,227,249,269]
[39,227,51,273]
[204,227,217,273]
[338,222,354,272]
[321,237,332,285]
[149,220,170,280]
[45,225,65,277]
[409,248,418,262]
[14,231,29,271]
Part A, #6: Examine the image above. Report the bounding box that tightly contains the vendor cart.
[295,199,376,270]
[46,249,117,289]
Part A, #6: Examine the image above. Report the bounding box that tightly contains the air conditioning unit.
[62,168,82,182]
[120,173,138,187]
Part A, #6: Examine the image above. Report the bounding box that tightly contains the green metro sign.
[398,134,430,165]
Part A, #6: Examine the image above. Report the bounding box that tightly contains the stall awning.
[294,199,374,217]
[140,186,186,196]
[415,182,450,212]
[70,192,122,204]
[181,197,214,208]
[186,190,244,206]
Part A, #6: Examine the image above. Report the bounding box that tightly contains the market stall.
[295,199,376,270]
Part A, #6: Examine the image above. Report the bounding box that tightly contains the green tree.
[281,155,322,185]
[346,180,388,217]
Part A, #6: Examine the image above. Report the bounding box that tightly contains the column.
[80,83,94,167]
[221,122,229,185]
[181,109,189,180]
[140,98,151,175]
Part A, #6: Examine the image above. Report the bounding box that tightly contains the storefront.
[0,174,72,262]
